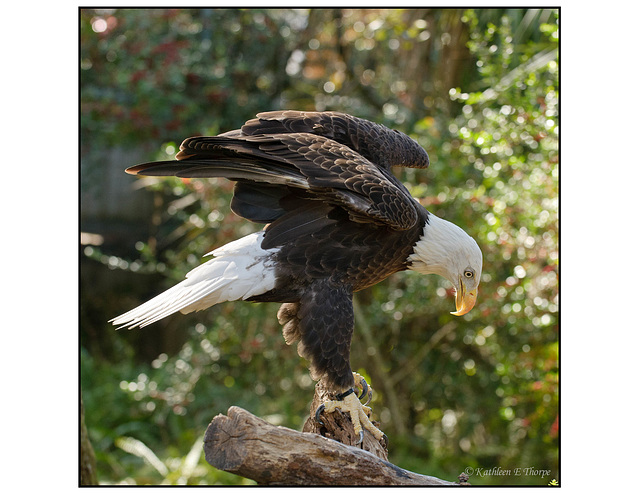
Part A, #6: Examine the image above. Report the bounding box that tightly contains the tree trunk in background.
[80,144,156,236]
[80,394,98,486]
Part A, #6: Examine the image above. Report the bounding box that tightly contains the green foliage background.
[80,8,558,486]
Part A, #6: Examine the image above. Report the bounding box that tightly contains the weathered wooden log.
[203,406,458,485]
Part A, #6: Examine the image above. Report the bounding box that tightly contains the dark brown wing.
[129,131,420,231]
[240,110,430,170]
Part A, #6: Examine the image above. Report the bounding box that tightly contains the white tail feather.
[110,231,278,329]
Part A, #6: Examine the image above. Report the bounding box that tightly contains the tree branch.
[389,320,458,387]
[203,405,459,485]
[352,297,406,435]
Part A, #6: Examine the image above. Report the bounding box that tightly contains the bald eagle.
[111,111,482,443]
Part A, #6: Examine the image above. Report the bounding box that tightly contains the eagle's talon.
[315,403,326,427]
[357,430,364,444]
[362,386,372,406]
[357,378,368,401]
[358,379,373,406]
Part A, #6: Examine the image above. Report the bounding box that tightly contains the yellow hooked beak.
[450,279,477,316]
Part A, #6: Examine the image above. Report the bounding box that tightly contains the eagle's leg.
[280,282,386,446]
[315,373,385,444]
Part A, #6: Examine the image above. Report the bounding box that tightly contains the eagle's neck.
[407,212,471,280]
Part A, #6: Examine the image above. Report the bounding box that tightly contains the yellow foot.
[316,386,385,444]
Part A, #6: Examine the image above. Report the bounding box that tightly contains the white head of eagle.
[111,111,484,442]
[408,210,483,316]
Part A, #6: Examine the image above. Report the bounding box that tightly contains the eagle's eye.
[464,270,474,279]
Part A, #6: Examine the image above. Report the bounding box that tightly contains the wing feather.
[242,110,430,170]
[126,112,428,230]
